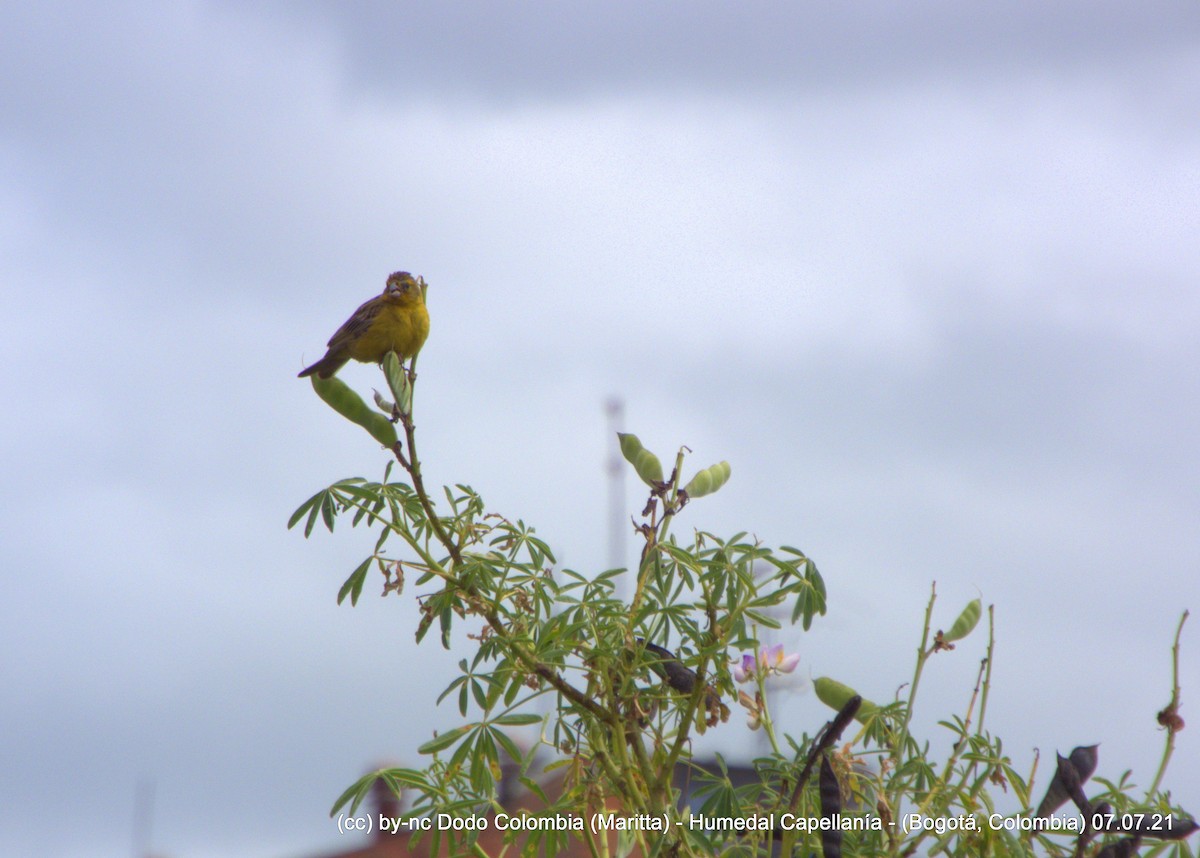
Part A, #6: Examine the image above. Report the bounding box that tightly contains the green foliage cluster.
[291,354,1194,858]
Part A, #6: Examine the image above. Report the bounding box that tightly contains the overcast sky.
[2,2,1198,856]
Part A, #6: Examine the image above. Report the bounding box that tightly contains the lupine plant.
[292,350,1195,857]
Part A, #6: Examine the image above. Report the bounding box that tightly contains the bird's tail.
[297,355,346,379]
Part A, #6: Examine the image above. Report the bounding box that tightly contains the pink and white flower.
[732,644,800,683]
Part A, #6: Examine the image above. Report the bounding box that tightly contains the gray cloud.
[266,1,1200,101]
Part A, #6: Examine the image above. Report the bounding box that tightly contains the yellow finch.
[299,271,430,379]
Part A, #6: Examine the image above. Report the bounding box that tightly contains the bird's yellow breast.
[348,297,430,363]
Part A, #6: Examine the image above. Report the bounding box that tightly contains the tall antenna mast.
[131,777,155,858]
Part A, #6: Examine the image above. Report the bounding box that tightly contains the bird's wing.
[325,296,384,350]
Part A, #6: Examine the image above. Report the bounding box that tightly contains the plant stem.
[1145,609,1189,799]
[892,582,937,784]
[392,372,609,723]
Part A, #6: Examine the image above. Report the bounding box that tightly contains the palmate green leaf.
[470,730,497,790]
[320,476,370,520]
[591,567,623,587]
[490,725,523,767]
[758,552,805,581]
[791,561,828,630]
[471,675,490,711]
[436,666,468,707]
[451,732,483,789]
[418,723,474,755]
[287,490,323,535]
[494,712,542,726]
[329,769,380,817]
[485,669,513,711]
[658,540,703,574]
[337,556,373,606]
[526,534,555,566]
[320,492,337,531]
[744,609,782,629]
[289,484,354,537]
[1003,763,1032,809]
[503,670,524,707]
[745,584,791,613]
[350,498,374,528]
[329,767,430,817]
[469,639,493,671]
[805,557,825,591]
[556,567,589,591]
[333,480,381,503]
[414,610,433,645]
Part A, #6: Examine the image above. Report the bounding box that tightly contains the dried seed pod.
[1123,814,1198,840]
[1095,837,1140,858]
[637,639,721,710]
[1068,744,1099,783]
[820,754,843,858]
[1057,752,1090,813]
[1035,744,1099,818]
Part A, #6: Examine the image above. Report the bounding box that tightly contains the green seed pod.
[685,469,711,497]
[634,449,663,486]
[682,461,731,498]
[943,598,982,643]
[617,433,664,486]
[382,350,412,413]
[617,433,648,468]
[311,375,398,447]
[814,677,879,723]
[361,413,399,446]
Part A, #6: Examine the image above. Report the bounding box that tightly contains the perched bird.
[299,271,430,379]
